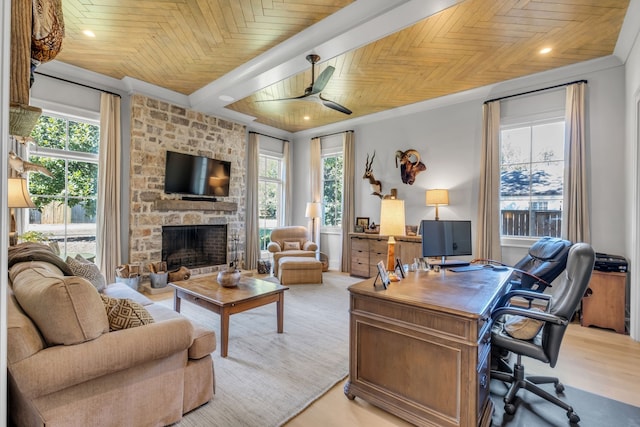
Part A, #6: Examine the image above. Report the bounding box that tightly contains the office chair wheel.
[504,403,516,415]
[555,382,565,393]
[567,411,580,423]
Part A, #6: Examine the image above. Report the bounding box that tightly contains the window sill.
[501,236,537,249]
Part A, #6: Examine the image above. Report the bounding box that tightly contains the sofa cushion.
[9,260,64,281]
[100,295,155,331]
[11,267,109,346]
[67,255,106,292]
[503,308,544,340]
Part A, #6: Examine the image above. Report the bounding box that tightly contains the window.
[258,153,283,252]
[27,113,100,258]
[500,119,564,238]
[322,152,343,228]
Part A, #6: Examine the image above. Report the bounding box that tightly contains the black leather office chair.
[510,237,572,293]
[490,242,595,423]
[472,237,572,294]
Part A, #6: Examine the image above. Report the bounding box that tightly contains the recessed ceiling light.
[539,47,552,54]
[303,116,310,120]
[219,95,234,102]
[83,30,96,38]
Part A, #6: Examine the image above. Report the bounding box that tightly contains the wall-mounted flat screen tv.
[164,150,231,197]
[420,220,472,259]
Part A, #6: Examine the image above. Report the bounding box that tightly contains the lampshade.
[8,178,35,208]
[305,202,322,219]
[426,189,449,206]
[379,199,405,237]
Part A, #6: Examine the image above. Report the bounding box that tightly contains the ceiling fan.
[259,54,352,115]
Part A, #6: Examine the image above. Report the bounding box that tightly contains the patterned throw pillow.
[100,295,154,331]
[503,308,545,340]
[283,241,301,250]
[66,255,106,292]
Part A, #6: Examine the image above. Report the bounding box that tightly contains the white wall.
[625,16,640,339]
[294,65,627,258]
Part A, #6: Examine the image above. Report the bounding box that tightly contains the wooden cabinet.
[581,270,627,334]
[344,269,511,427]
[349,233,422,278]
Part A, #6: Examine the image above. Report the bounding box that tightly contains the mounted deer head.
[362,151,383,198]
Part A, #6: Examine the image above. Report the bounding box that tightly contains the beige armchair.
[267,226,318,276]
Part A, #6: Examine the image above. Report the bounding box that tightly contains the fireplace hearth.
[162,225,227,270]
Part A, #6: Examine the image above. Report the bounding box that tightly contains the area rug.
[490,379,640,427]
[160,272,361,427]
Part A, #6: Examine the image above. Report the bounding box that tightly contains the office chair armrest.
[496,289,551,308]
[491,306,568,326]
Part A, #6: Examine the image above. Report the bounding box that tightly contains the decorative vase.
[217,269,241,288]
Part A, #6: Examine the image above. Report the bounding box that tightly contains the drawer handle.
[479,374,488,388]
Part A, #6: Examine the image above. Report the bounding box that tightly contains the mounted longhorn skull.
[363,151,383,198]
[395,149,426,185]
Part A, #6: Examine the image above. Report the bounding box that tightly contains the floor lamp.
[305,201,322,247]
[8,177,36,245]
[379,199,405,272]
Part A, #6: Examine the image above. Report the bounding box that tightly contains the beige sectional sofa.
[7,244,216,427]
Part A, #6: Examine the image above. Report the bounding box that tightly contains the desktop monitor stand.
[429,256,470,268]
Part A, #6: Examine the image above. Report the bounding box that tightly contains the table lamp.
[8,177,36,245]
[305,202,322,242]
[379,199,405,272]
[426,189,449,221]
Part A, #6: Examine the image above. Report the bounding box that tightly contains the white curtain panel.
[341,131,355,272]
[476,100,502,261]
[562,82,590,243]
[245,132,260,269]
[96,93,122,283]
[283,140,293,226]
[310,137,322,247]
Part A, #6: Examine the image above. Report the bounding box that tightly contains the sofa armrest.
[303,241,318,252]
[267,242,282,253]
[9,317,194,398]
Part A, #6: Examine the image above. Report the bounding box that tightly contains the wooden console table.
[344,268,512,427]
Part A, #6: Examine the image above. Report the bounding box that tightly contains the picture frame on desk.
[374,260,390,289]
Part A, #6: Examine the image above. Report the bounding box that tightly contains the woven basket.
[9,103,42,137]
[319,252,329,272]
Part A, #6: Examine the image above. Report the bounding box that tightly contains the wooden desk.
[344,268,512,427]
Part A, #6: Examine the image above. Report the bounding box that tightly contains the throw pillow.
[503,308,545,340]
[100,295,155,331]
[283,241,301,250]
[67,255,107,292]
[11,268,109,346]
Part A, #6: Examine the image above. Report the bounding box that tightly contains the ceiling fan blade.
[311,66,335,94]
[256,94,309,102]
[319,94,352,115]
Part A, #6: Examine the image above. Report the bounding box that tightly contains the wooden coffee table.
[169,274,289,357]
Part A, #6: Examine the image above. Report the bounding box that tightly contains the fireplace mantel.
[154,199,238,212]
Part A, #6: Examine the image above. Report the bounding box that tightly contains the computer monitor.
[420,220,472,266]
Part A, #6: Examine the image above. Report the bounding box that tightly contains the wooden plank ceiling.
[55,0,629,133]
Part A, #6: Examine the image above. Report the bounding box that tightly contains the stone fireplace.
[162,225,227,270]
[128,94,247,277]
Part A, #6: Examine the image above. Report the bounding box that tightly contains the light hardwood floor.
[153,274,640,426]
[285,322,640,427]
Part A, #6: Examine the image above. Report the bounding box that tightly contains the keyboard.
[450,265,486,272]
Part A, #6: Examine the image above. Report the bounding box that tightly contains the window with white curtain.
[499,89,567,241]
[26,112,100,259]
[258,153,283,252]
[320,136,344,229]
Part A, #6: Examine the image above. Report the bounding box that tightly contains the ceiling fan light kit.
[259,55,352,115]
